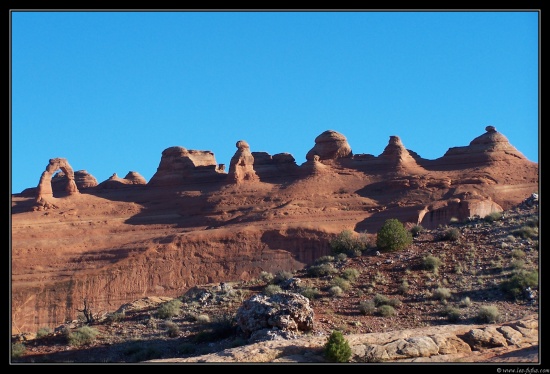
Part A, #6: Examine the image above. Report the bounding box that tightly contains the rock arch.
[36,158,79,202]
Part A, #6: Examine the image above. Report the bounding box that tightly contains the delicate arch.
[36,158,79,202]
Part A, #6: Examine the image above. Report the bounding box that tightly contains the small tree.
[376,219,413,252]
[324,330,352,363]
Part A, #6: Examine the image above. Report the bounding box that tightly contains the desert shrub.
[300,287,321,300]
[512,226,538,240]
[422,255,442,272]
[373,294,390,307]
[358,300,377,315]
[459,296,472,308]
[330,230,370,256]
[263,284,283,296]
[398,280,410,295]
[477,305,500,323]
[68,326,100,346]
[36,327,51,338]
[511,259,525,270]
[376,219,413,252]
[500,270,538,299]
[105,311,125,324]
[410,225,424,237]
[511,249,526,259]
[444,306,462,322]
[315,255,336,264]
[11,342,26,359]
[157,299,183,319]
[525,217,539,228]
[378,305,396,317]
[328,286,344,297]
[324,330,352,363]
[274,270,294,284]
[336,253,348,262]
[341,268,360,282]
[193,314,237,343]
[195,314,211,324]
[331,277,351,291]
[165,321,180,337]
[259,271,275,284]
[307,263,337,277]
[484,211,503,222]
[433,287,452,301]
[441,227,460,241]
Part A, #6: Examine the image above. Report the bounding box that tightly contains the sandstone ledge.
[148,314,538,363]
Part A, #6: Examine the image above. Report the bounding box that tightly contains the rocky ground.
[11,200,540,365]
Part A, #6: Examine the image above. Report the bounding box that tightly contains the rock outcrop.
[434,125,530,167]
[148,146,225,186]
[306,130,352,161]
[149,315,538,363]
[11,125,538,335]
[228,140,260,183]
[96,171,147,189]
[235,293,314,340]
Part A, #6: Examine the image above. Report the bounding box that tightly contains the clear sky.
[10,10,539,194]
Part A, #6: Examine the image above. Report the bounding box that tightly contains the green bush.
[330,230,370,255]
[273,270,294,284]
[444,306,461,322]
[484,211,503,222]
[459,297,472,307]
[378,305,396,317]
[433,287,452,301]
[105,312,125,324]
[410,225,424,237]
[193,315,237,343]
[512,226,538,239]
[341,268,360,282]
[500,270,538,299]
[398,280,410,295]
[324,330,352,363]
[422,255,442,272]
[315,255,336,264]
[307,263,337,277]
[195,314,210,324]
[68,326,100,346]
[11,342,26,359]
[373,294,390,307]
[441,227,460,241]
[331,277,351,291]
[477,305,499,323]
[259,271,275,284]
[263,284,283,296]
[300,287,321,300]
[36,327,51,338]
[358,300,376,315]
[165,321,180,337]
[511,249,526,259]
[376,219,413,252]
[328,286,344,297]
[157,299,183,319]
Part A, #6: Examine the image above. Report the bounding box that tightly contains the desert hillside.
[11,126,538,335]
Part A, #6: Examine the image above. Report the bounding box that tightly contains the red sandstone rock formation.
[11,126,538,334]
[228,140,260,183]
[35,158,79,203]
[306,130,352,161]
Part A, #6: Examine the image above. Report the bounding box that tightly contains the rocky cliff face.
[11,126,538,334]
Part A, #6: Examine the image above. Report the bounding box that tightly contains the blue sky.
[10,10,539,194]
